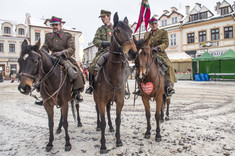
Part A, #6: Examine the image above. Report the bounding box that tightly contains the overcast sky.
[0,0,234,48]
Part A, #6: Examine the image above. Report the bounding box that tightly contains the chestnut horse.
[135,35,171,142]
[18,40,82,151]
[93,12,137,154]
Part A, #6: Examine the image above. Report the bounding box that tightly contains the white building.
[0,19,27,78]
[83,42,98,68]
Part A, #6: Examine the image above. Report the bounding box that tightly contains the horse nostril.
[25,85,31,92]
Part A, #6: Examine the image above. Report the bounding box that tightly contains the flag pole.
[138,0,144,40]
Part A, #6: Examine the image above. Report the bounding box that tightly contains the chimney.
[185,5,190,15]
[215,2,221,14]
[171,7,178,12]
[25,13,31,25]
[163,10,169,14]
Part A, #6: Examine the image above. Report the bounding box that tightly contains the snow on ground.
[0,80,235,156]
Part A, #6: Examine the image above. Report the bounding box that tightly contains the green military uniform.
[88,25,112,74]
[144,29,177,83]
[41,30,85,90]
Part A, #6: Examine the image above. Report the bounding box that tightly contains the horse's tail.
[71,100,76,121]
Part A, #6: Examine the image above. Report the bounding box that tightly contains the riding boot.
[85,73,94,94]
[166,81,175,97]
[60,59,78,80]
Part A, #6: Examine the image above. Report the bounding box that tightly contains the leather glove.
[54,51,64,57]
[101,41,110,49]
[152,46,161,53]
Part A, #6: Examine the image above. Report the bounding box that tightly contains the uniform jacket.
[41,30,75,59]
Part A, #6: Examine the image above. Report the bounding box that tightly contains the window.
[224,26,233,39]
[0,43,3,52]
[199,31,206,42]
[35,32,40,40]
[211,28,219,40]
[170,34,176,46]
[171,17,178,24]
[161,20,167,26]
[18,28,25,35]
[10,64,17,74]
[187,33,194,44]
[9,44,15,52]
[190,14,198,22]
[221,7,228,15]
[199,12,207,19]
[4,27,11,34]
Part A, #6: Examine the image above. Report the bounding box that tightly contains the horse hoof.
[116,142,123,147]
[46,145,53,152]
[56,129,61,134]
[100,149,108,154]
[109,128,115,132]
[144,134,151,139]
[165,116,170,121]
[96,127,101,131]
[65,145,72,151]
[77,123,83,127]
[155,137,161,142]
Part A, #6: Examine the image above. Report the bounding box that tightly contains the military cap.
[148,17,158,24]
[99,10,111,18]
[50,16,65,25]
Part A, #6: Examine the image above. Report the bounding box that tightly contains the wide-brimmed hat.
[50,16,65,25]
[99,10,111,18]
[148,17,158,24]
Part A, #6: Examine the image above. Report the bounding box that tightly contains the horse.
[135,35,171,142]
[18,40,82,151]
[93,12,138,154]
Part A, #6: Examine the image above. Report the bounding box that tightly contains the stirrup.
[75,94,83,102]
[132,90,141,96]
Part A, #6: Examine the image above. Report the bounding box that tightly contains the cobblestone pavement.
[0,80,235,156]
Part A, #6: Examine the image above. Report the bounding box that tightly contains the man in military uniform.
[85,10,112,94]
[134,17,177,96]
[41,16,85,102]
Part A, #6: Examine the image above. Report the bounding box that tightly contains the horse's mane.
[136,39,145,50]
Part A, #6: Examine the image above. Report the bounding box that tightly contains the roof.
[0,19,26,36]
[193,51,214,61]
[215,49,235,60]
[167,52,192,62]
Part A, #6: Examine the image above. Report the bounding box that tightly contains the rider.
[41,16,85,102]
[85,10,112,94]
[133,17,177,96]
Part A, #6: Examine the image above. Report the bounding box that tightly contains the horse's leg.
[61,103,72,151]
[56,110,63,134]
[155,95,163,142]
[106,102,114,132]
[44,104,54,152]
[96,103,101,131]
[99,103,107,154]
[160,95,166,123]
[115,99,124,147]
[142,96,151,139]
[165,98,171,121]
[75,103,82,127]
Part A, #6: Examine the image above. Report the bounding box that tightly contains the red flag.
[134,0,151,33]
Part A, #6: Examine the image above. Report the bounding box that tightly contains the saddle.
[154,56,168,75]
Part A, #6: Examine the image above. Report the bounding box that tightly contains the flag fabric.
[134,0,151,33]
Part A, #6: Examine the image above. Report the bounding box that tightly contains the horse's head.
[112,12,137,60]
[18,39,42,95]
[136,35,152,79]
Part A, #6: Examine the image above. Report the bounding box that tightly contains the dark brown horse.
[18,40,82,151]
[135,35,171,142]
[93,12,137,154]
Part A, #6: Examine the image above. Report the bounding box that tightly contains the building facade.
[0,19,27,79]
[182,1,235,58]
[82,42,98,68]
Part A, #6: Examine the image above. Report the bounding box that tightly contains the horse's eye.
[116,29,120,33]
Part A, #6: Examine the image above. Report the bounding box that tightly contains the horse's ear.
[113,12,119,28]
[34,39,41,50]
[21,39,28,52]
[144,34,151,46]
[124,17,129,25]
[133,35,137,46]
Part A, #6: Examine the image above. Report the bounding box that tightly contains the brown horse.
[93,12,137,154]
[18,40,81,151]
[135,35,171,142]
